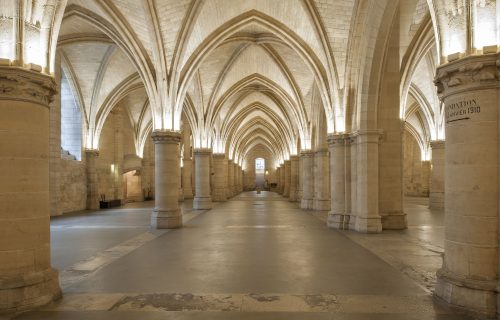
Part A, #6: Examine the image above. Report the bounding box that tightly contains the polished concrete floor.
[13,192,472,320]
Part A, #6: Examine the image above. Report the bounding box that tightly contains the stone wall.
[59,159,87,213]
[403,132,429,197]
[242,146,277,191]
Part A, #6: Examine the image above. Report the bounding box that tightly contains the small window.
[255,158,265,170]
[60,69,82,161]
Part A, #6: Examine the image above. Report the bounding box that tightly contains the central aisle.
[16,192,470,319]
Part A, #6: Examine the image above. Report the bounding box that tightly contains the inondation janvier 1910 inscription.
[445,99,480,123]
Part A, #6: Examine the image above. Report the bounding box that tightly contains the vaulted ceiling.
[55,0,441,167]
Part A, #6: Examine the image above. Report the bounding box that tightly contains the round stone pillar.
[193,149,212,209]
[289,156,299,201]
[151,131,182,229]
[212,154,227,202]
[300,151,314,209]
[429,141,445,209]
[0,68,61,314]
[327,134,347,229]
[283,160,291,197]
[85,149,100,210]
[434,54,499,317]
[313,149,330,210]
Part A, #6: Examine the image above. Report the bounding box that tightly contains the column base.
[0,268,61,315]
[381,212,407,230]
[327,213,350,230]
[296,191,302,203]
[429,192,444,210]
[354,216,382,233]
[313,199,330,211]
[151,209,182,229]
[183,191,194,199]
[435,268,496,318]
[212,188,227,202]
[300,199,314,210]
[193,197,212,210]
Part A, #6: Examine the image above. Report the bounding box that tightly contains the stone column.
[181,125,193,199]
[0,68,61,313]
[86,149,100,210]
[433,55,498,316]
[193,149,212,209]
[289,156,299,201]
[280,164,285,194]
[300,151,314,209]
[353,132,382,233]
[212,154,227,202]
[429,141,445,209]
[313,149,330,210]
[227,160,234,198]
[327,135,347,229]
[283,160,291,197]
[151,131,182,229]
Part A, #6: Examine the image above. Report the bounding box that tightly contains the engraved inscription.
[445,99,480,123]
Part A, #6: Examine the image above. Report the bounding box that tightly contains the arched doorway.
[123,170,143,203]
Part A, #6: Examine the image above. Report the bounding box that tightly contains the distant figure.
[256,186,261,194]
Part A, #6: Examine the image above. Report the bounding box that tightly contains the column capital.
[85,148,99,157]
[430,140,445,150]
[349,130,383,144]
[213,153,226,159]
[300,150,315,158]
[327,133,347,146]
[151,130,181,144]
[0,66,56,107]
[193,148,212,156]
[435,53,499,100]
[290,155,299,161]
[314,148,329,157]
